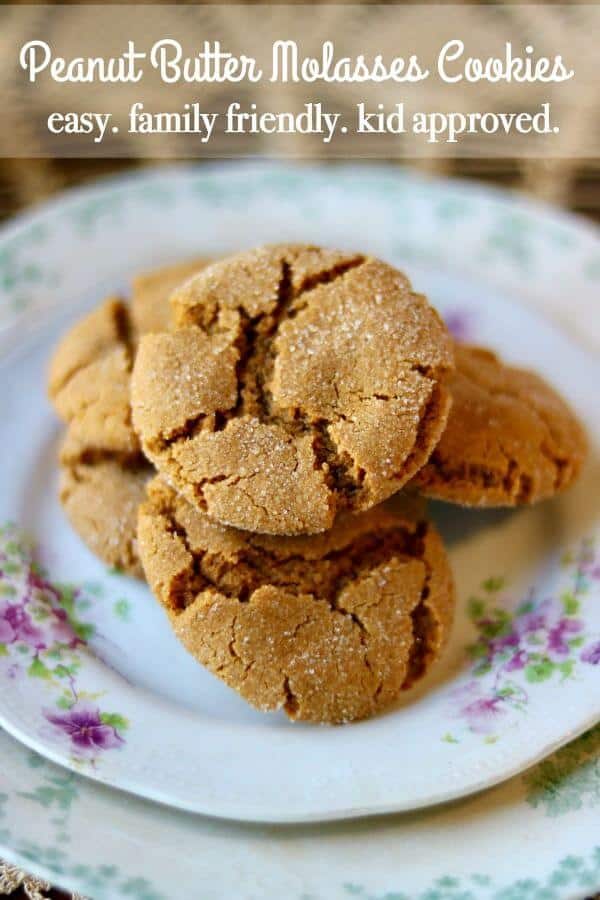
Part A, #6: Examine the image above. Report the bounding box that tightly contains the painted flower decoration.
[451,682,509,735]
[581,641,600,665]
[45,702,124,754]
[0,523,130,760]
[547,617,583,659]
[452,537,600,740]
[46,604,81,648]
[0,601,46,649]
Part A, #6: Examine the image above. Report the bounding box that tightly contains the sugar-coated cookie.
[48,259,208,574]
[59,448,152,578]
[413,344,587,506]
[137,477,455,724]
[131,257,209,335]
[49,297,140,456]
[131,244,454,536]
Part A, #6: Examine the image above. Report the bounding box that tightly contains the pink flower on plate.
[45,702,124,754]
[547,617,583,659]
[514,597,555,638]
[581,640,600,665]
[460,696,506,734]
[505,649,529,671]
[451,681,507,734]
[0,601,46,649]
[48,606,79,647]
[488,630,520,657]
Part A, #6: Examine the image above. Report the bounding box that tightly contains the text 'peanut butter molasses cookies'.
[131,245,455,536]
[138,477,455,724]
[412,344,587,507]
[48,258,208,575]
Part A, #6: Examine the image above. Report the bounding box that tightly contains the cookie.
[59,443,151,578]
[137,477,455,723]
[48,295,148,574]
[412,344,587,506]
[131,257,209,335]
[48,259,208,574]
[131,244,454,535]
[49,297,140,456]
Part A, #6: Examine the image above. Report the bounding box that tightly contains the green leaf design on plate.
[523,724,600,817]
[28,657,52,680]
[525,659,555,683]
[100,712,129,732]
[113,597,132,622]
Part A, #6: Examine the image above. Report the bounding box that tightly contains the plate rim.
[1,722,600,900]
[0,160,599,825]
[1,159,599,349]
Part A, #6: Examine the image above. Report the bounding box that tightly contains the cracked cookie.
[412,344,587,506]
[137,477,455,723]
[131,244,455,536]
[59,437,151,578]
[49,296,141,457]
[131,257,209,335]
[48,259,208,574]
[48,295,152,575]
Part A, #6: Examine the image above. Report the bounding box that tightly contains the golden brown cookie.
[49,297,140,456]
[412,344,587,506]
[131,257,209,335]
[49,259,211,448]
[137,477,455,724]
[59,444,151,578]
[48,259,208,574]
[131,244,454,536]
[48,296,148,575]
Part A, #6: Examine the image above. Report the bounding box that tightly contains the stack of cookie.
[48,245,586,724]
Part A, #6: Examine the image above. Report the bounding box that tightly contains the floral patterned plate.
[3,723,600,900]
[0,162,599,824]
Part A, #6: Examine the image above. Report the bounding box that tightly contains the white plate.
[2,723,600,899]
[0,163,599,824]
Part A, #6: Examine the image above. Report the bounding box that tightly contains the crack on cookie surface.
[63,446,147,470]
[283,676,300,716]
[420,440,571,503]
[311,419,365,497]
[138,479,455,723]
[149,412,214,449]
[309,374,446,503]
[113,301,135,364]
[133,247,455,533]
[193,253,366,432]
[522,405,575,492]
[140,253,366,441]
[475,384,579,490]
[232,259,295,422]
[150,480,427,611]
[403,579,435,686]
